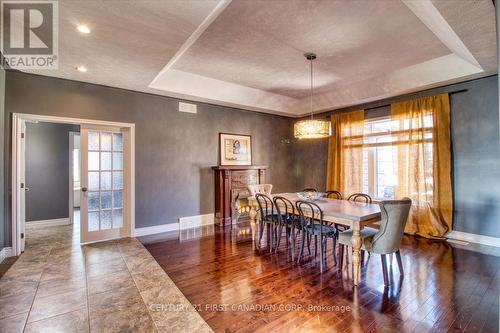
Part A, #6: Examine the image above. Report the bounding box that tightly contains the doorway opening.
[12,114,135,256]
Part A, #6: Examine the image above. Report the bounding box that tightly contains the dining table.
[247,192,381,286]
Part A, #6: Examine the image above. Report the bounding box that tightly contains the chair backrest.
[255,193,274,222]
[248,184,273,196]
[326,190,343,200]
[273,196,295,224]
[295,200,324,229]
[347,193,372,204]
[302,188,318,192]
[371,198,412,254]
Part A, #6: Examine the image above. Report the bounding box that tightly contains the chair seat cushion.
[338,227,378,250]
[305,224,337,236]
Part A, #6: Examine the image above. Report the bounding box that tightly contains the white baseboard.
[179,213,214,230]
[0,247,13,263]
[134,213,215,237]
[27,218,71,228]
[446,230,500,248]
[134,223,179,237]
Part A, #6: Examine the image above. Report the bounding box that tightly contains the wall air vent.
[178,101,197,114]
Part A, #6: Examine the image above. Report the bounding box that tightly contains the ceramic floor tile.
[131,265,173,293]
[0,292,35,319]
[0,312,28,333]
[88,285,144,315]
[24,308,89,333]
[89,301,157,333]
[87,270,135,295]
[0,279,39,298]
[86,257,127,277]
[36,276,87,298]
[28,288,87,323]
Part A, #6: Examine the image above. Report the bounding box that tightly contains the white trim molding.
[0,247,13,263]
[134,213,215,237]
[26,218,71,228]
[446,230,500,248]
[179,213,214,230]
[134,223,179,237]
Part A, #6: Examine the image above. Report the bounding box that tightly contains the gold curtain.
[326,110,365,194]
[391,94,453,238]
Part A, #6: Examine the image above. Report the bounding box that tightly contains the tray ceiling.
[22,0,497,117]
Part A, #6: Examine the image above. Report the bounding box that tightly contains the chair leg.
[258,221,265,247]
[395,250,404,275]
[314,236,318,259]
[361,250,365,265]
[276,224,283,253]
[307,234,311,255]
[338,244,344,271]
[381,254,389,286]
[319,235,324,273]
[298,231,306,263]
[332,237,337,266]
[269,224,274,253]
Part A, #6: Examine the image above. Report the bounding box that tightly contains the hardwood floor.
[141,222,500,333]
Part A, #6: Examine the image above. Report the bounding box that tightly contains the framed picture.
[219,133,252,166]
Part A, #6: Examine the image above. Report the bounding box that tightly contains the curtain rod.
[362,89,469,112]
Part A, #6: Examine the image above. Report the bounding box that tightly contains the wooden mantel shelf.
[212,165,268,170]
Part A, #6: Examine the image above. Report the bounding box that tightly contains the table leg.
[351,228,362,286]
[249,206,258,249]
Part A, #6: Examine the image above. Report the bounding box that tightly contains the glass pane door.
[81,127,126,243]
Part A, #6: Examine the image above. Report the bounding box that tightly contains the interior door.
[20,121,26,252]
[80,126,128,243]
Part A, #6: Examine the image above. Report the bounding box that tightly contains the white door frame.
[68,131,78,225]
[11,113,136,256]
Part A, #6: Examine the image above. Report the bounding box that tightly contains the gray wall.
[0,68,5,249]
[25,122,76,221]
[292,75,500,238]
[3,71,295,246]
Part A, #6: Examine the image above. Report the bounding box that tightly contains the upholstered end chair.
[248,184,273,196]
[338,198,412,285]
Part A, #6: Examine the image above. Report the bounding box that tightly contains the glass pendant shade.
[294,119,331,139]
[294,52,331,139]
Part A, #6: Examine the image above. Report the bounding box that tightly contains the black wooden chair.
[347,193,372,203]
[296,200,337,272]
[325,190,343,200]
[273,196,300,255]
[255,193,278,252]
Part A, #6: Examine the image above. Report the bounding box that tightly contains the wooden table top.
[249,192,381,223]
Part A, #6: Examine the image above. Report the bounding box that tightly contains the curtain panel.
[326,110,365,195]
[391,94,453,238]
[326,94,452,238]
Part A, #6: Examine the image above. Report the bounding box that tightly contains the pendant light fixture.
[294,53,331,139]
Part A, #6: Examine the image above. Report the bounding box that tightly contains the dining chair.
[248,184,273,196]
[325,190,343,200]
[347,193,372,203]
[255,193,278,252]
[296,200,337,272]
[273,196,299,254]
[337,198,412,285]
[302,188,318,192]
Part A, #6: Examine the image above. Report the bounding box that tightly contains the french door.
[80,126,129,243]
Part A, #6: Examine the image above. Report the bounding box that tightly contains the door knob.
[81,187,88,192]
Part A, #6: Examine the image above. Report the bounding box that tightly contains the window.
[73,148,80,189]
[360,116,433,200]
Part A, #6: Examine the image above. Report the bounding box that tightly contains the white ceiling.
[23,0,497,117]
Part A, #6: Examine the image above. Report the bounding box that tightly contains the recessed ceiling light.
[76,66,87,73]
[77,25,90,34]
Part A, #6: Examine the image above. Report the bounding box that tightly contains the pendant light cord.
[310,57,314,120]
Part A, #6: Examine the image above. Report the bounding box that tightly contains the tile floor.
[0,213,212,333]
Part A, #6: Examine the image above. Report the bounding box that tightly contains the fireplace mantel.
[212,165,268,226]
